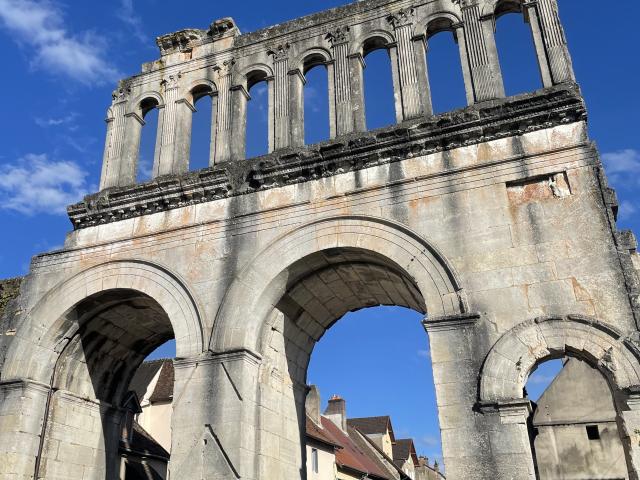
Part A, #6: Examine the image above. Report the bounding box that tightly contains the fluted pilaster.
[459,2,504,101]
[388,8,423,120]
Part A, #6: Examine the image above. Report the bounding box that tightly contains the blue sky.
[1,0,639,468]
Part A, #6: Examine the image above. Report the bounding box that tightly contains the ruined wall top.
[84,0,577,228]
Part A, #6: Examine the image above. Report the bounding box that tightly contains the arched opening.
[525,358,631,480]
[37,289,176,480]
[494,1,543,96]
[137,98,160,182]
[189,85,216,171]
[362,37,396,130]
[246,70,270,158]
[426,19,468,113]
[303,55,330,145]
[258,247,444,479]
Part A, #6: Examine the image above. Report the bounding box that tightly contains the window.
[586,425,600,440]
[311,447,319,473]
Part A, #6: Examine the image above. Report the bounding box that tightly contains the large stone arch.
[210,215,466,353]
[479,315,640,404]
[2,259,204,384]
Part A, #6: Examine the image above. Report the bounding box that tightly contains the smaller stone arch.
[350,29,396,56]
[479,315,640,404]
[293,47,333,74]
[238,63,274,90]
[415,11,462,39]
[129,91,165,117]
[187,78,218,102]
[482,0,525,19]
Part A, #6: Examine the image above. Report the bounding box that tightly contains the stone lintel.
[174,348,262,369]
[67,83,586,230]
[422,312,481,333]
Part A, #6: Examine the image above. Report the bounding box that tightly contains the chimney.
[306,385,322,426]
[418,456,428,467]
[324,394,347,431]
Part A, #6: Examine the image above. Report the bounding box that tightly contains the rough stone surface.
[1,0,638,479]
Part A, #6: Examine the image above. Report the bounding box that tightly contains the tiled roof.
[129,359,165,401]
[348,416,395,441]
[321,417,393,480]
[149,361,174,403]
[120,421,169,460]
[393,439,419,467]
[306,416,342,449]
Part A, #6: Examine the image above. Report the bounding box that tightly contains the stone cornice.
[67,83,586,230]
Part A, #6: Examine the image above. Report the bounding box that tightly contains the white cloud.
[116,0,146,44]
[619,200,637,221]
[35,112,78,128]
[602,148,640,178]
[417,348,431,359]
[0,153,90,215]
[0,0,120,84]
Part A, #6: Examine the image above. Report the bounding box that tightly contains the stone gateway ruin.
[1,0,640,478]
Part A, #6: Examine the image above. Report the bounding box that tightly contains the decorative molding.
[213,59,236,77]
[267,43,291,61]
[478,398,533,424]
[422,312,481,332]
[174,349,262,369]
[387,8,416,29]
[68,84,586,230]
[325,25,351,46]
[162,71,182,90]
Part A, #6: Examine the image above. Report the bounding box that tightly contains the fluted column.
[326,26,355,137]
[153,72,181,177]
[288,68,306,147]
[99,87,129,190]
[269,44,291,150]
[388,8,424,120]
[120,110,146,186]
[173,98,197,174]
[230,84,250,161]
[453,23,476,106]
[214,60,235,164]
[348,53,367,132]
[459,1,505,101]
[411,34,433,117]
[209,93,218,166]
[526,0,575,84]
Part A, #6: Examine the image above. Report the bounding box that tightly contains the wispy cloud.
[0,0,120,84]
[35,112,79,129]
[603,149,640,185]
[417,348,431,359]
[619,200,637,221]
[116,0,146,44]
[0,153,90,215]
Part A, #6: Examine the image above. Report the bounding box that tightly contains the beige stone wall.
[305,442,336,480]
[137,402,172,453]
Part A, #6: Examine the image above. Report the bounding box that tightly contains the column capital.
[287,68,306,85]
[176,98,196,112]
[267,43,291,62]
[422,312,481,333]
[124,111,146,126]
[387,7,416,29]
[174,348,262,369]
[347,52,366,69]
[453,0,480,9]
[213,58,236,77]
[478,398,533,424]
[230,84,251,100]
[161,71,183,91]
[325,25,351,47]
